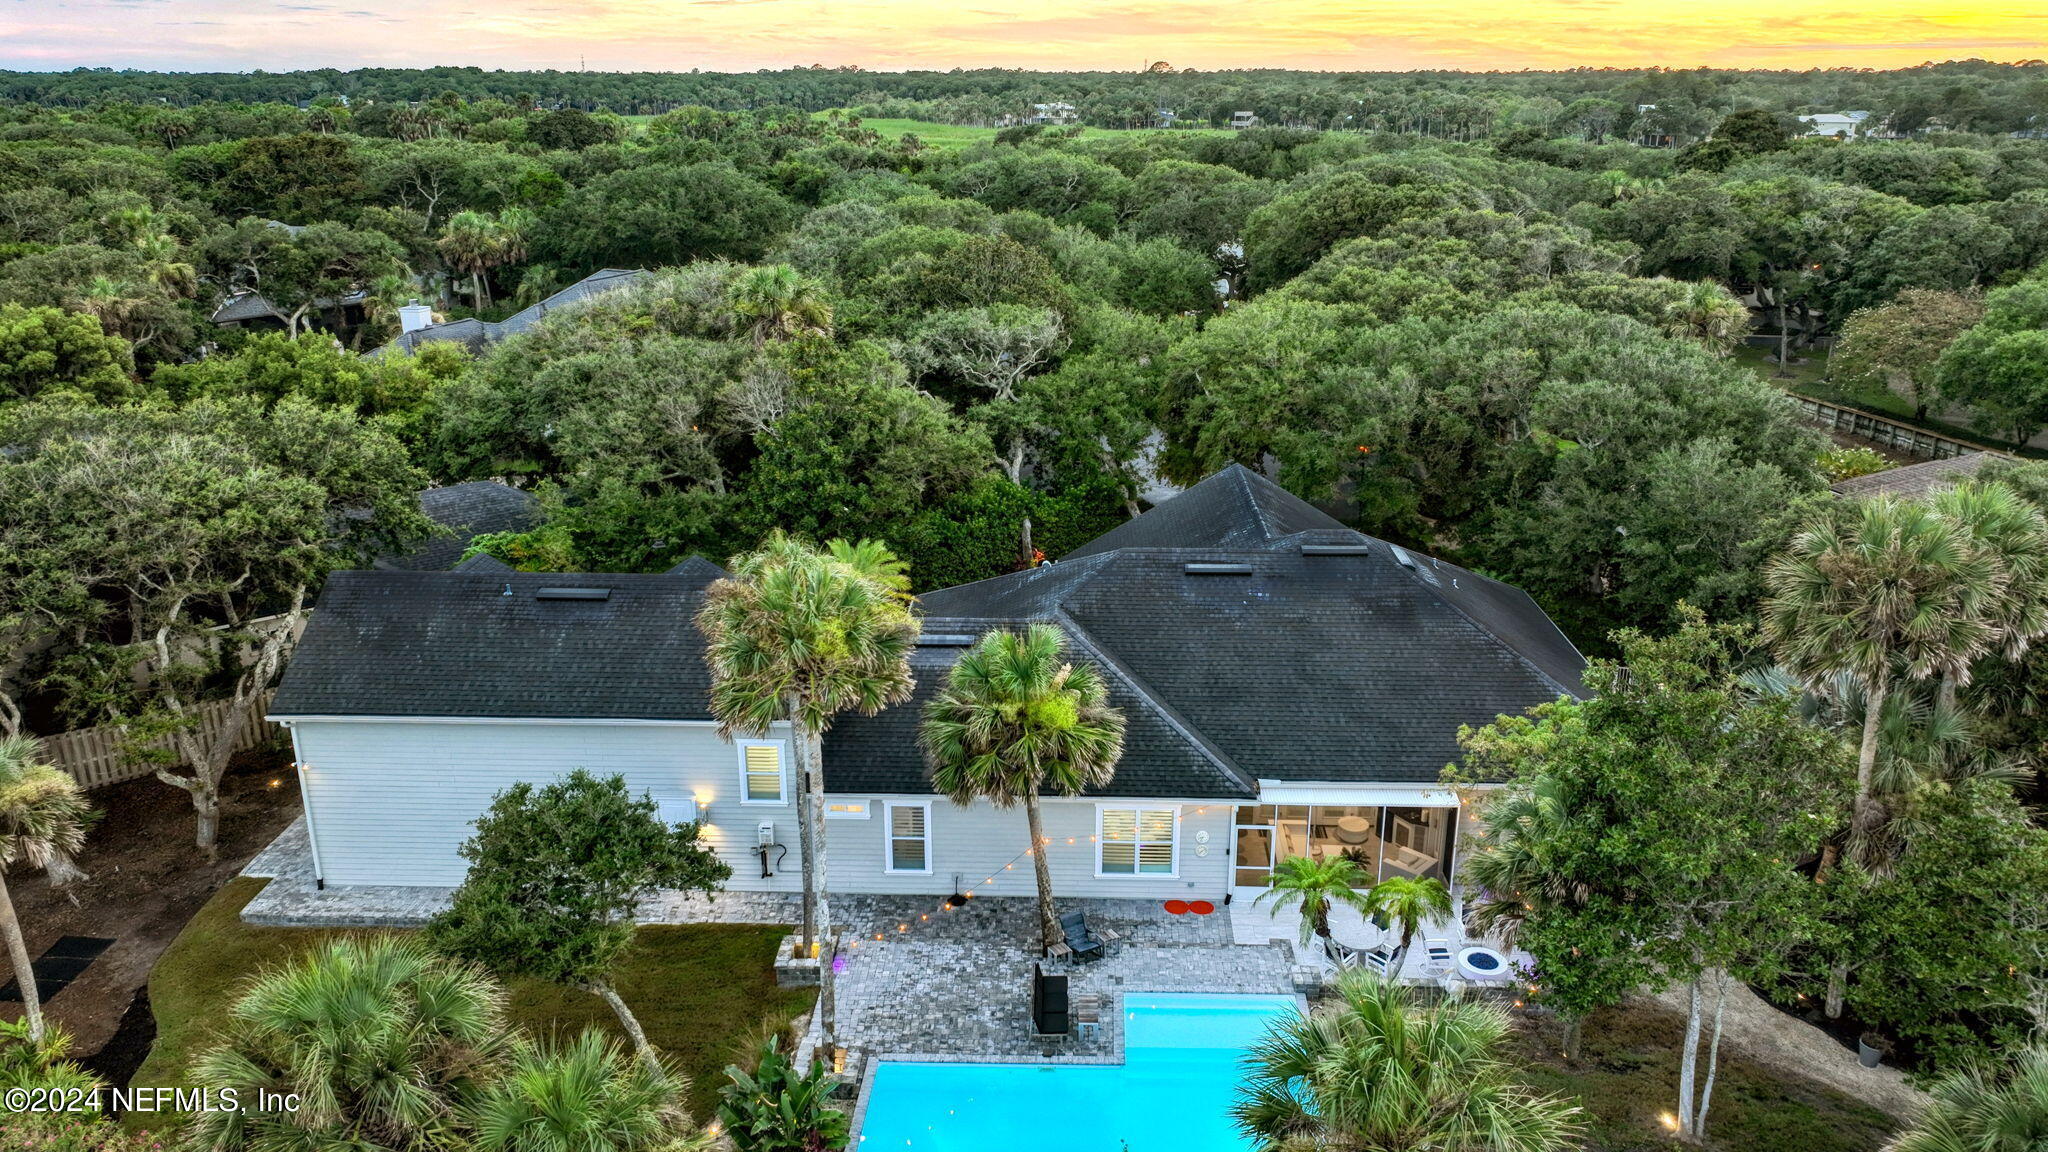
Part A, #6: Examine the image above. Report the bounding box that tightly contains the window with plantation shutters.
[885,802,931,874]
[1097,806,1178,876]
[738,743,785,804]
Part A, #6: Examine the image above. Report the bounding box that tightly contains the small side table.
[1045,942,1074,968]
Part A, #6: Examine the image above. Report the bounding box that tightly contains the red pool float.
[1163,899,1191,915]
[1188,900,1216,915]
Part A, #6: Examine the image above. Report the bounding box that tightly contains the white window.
[1098,806,1179,877]
[884,802,932,874]
[737,742,786,805]
[825,800,871,820]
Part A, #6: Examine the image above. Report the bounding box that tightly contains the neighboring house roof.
[375,482,543,572]
[1830,453,1992,500]
[370,269,649,359]
[209,288,368,326]
[274,466,1587,797]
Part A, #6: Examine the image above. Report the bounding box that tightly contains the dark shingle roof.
[1831,453,1994,500]
[822,636,1255,799]
[375,482,543,572]
[272,566,725,722]
[917,466,1585,785]
[277,465,1584,795]
[366,270,649,359]
[1065,465,1339,558]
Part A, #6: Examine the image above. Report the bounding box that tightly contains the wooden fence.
[1792,397,2003,461]
[39,690,280,790]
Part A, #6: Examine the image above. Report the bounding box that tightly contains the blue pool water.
[858,993,1297,1152]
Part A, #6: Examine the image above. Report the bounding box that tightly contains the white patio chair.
[1422,937,1455,977]
[1358,944,1400,977]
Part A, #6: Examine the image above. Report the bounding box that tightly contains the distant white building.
[1229,110,1259,130]
[1798,110,1871,138]
[1026,102,1078,126]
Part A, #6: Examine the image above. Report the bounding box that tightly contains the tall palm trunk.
[1025,793,1059,953]
[1851,678,1887,850]
[0,869,42,1042]
[795,718,837,1055]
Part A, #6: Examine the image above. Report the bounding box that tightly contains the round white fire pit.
[1457,946,1510,981]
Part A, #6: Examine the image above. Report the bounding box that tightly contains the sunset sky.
[3,0,2044,73]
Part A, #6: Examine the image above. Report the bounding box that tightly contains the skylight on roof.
[534,587,611,601]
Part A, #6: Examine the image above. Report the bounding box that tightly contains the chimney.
[398,300,434,334]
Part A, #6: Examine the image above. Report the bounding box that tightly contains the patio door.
[1232,805,1276,893]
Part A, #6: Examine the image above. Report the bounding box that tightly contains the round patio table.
[1327,903,1386,953]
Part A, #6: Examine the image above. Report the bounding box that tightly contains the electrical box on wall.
[757,821,776,847]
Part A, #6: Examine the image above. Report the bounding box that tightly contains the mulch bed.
[1,743,302,1065]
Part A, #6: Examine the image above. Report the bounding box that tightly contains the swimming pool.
[857,993,1298,1152]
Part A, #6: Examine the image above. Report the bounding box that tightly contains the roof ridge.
[1233,465,1279,543]
[1052,608,1257,797]
[1393,553,1585,699]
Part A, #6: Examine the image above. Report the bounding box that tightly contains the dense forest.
[4,60,2046,136]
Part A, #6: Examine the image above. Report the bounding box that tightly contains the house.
[1155,108,1177,129]
[264,466,1584,904]
[1798,110,1871,138]
[374,481,543,571]
[1229,110,1259,130]
[366,268,649,359]
[1830,452,1992,500]
[208,222,369,333]
[1022,102,1078,126]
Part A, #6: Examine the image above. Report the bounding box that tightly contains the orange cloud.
[1,0,2042,71]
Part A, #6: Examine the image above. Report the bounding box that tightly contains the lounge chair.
[1031,962,1070,1036]
[1423,938,1455,977]
[1060,910,1107,963]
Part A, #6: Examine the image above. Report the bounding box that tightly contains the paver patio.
[241,818,1302,1062]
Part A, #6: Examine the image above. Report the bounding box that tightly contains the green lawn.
[1511,1004,1897,1152]
[133,877,811,1122]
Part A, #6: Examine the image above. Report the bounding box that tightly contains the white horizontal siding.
[294,719,799,888]
[291,719,1234,901]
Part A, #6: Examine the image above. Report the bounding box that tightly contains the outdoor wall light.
[693,794,711,823]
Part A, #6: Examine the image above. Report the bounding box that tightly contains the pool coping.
[845,988,1313,1147]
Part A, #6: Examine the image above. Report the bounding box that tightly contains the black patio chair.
[1060,909,1107,963]
[1032,962,1070,1036]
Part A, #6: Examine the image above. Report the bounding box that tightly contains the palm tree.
[696,531,918,1056]
[921,625,1127,953]
[1661,279,1749,354]
[1461,776,1590,949]
[1763,497,2003,864]
[1255,854,1371,947]
[471,1029,690,1152]
[726,265,833,348]
[188,936,510,1151]
[1931,482,2048,670]
[1884,1045,2048,1152]
[0,736,93,1044]
[1365,874,1456,952]
[438,210,508,310]
[1235,970,1585,1152]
